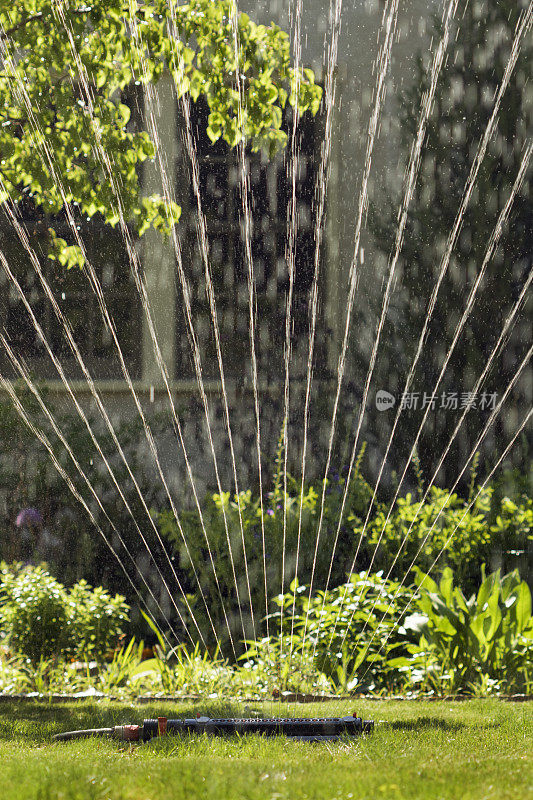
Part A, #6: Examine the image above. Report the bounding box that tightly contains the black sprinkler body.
[53,714,374,743]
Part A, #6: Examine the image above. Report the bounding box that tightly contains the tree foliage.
[0,0,321,267]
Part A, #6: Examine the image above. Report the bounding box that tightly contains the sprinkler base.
[53,714,374,742]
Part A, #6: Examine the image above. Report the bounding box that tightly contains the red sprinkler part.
[158,717,167,736]
[124,725,141,741]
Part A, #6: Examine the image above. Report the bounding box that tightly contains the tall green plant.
[407,566,533,693]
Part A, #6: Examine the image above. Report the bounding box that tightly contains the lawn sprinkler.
[53,713,374,743]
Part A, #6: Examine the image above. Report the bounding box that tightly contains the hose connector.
[113,724,142,742]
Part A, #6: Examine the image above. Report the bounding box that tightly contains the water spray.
[53,714,374,743]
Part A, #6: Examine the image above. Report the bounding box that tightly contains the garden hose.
[53,714,374,742]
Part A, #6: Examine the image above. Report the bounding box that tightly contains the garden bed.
[2,691,533,703]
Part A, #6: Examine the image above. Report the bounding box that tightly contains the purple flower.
[15,507,43,528]
[266,509,275,517]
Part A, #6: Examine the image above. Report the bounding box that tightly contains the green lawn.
[0,699,531,799]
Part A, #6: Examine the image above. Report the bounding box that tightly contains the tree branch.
[0,115,27,125]
[0,6,101,42]
[0,13,43,41]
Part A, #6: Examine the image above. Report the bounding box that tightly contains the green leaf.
[140,609,167,653]
[515,582,532,634]
[206,124,221,143]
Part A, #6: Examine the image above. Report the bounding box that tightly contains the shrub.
[0,564,71,662]
[68,580,130,659]
[239,634,334,695]
[0,563,129,662]
[159,443,373,650]
[353,486,532,591]
[267,571,416,692]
